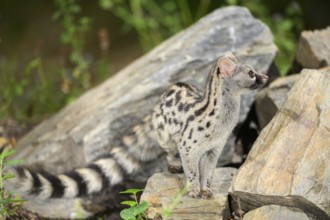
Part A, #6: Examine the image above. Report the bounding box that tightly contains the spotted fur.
[152,51,268,198]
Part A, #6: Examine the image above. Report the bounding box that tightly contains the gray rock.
[230,69,330,220]
[243,205,311,220]
[255,74,300,129]
[20,199,93,219]
[141,168,237,220]
[10,6,277,218]
[296,27,330,68]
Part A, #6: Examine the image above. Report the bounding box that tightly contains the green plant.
[99,0,214,51]
[0,57,62,122]
[162,185,189,219]
[0,149,24,218]
[0,1,110,122]
[53,0,92,90]
[120,189,148,220]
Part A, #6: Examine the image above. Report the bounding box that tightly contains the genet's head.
[216,51,269,94]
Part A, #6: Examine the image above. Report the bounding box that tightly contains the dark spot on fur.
[175,92,182,104]
[198,126,204,131]
[182,115,195,134]
[188,128,193,139]
[209,110,215,116]
[167,89,175,97]
[184,103,194,112]
[178,103,184,112]
[158,123,164,130]
[165,99,173,107]
[206,121,211,128]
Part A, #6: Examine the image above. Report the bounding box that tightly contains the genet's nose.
[261,74,269,83]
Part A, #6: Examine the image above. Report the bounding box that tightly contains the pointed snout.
[250,73,269,90]
[256,73,269,85]
[260,74,269,83]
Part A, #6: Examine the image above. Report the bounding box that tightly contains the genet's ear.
[217,55,236,77]
[224,51,237,62]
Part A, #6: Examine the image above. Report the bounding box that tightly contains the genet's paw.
[168,165,183,174]
[188,187,201,198]
[200,187,212,199]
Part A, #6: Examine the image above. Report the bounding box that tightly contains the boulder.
[255,74,300,129]
[243,205,310,220]
[141,168,237,220]
[230,69,330,220]
[296,27,330,68]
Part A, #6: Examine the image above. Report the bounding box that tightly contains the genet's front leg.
[199,147,222,199]
[179,148,201,198]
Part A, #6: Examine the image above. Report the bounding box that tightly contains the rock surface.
[243,205,311,220]
[296,27,330,68]
[10,7,277,217]
[255,74,300,129]
[141,168,237,220]
[19,199,93,219]
[230,69,330,220]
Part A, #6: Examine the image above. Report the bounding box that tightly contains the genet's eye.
[248,71,255,78]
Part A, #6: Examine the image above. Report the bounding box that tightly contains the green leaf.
[99,0,114,10]
[52,11,62,21]
[3,173,15,180]
[69,5,81,13]
[120,208,136,220]
[121,200,137,207]
[0,198,12,205]
[135,201,148,214]
[0,149,16,159]
[5,159,23,167]
[120,189,143,195]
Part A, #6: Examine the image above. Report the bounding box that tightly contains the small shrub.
[120,189,148,220]
[0,149,24,218]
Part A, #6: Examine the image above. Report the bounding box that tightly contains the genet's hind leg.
[167,153,183,174]
[157,137,183,174]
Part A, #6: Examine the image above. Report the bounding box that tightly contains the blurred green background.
[0,0,329,122]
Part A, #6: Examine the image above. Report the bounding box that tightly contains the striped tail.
[4,115,164,199]
[5,147,141,199]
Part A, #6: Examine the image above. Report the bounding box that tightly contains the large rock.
[243,205,310,220]
[230,69,330,220]
[296,27,330,68]
[10,7,277,218]
[141,168,237,220]
[255,74,300,129]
